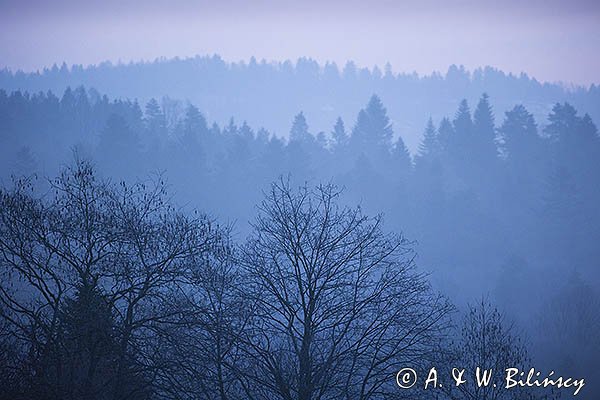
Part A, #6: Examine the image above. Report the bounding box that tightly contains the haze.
[1,0,600,86]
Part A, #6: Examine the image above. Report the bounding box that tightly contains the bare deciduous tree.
[240,179,451,400]
[441,299,551,400]
[0,159,223,400]
[1,165,453,400]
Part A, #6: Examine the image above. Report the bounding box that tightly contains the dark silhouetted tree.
[240,179,451,400]
[442,299,541,400]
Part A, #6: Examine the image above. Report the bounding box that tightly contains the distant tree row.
[2,55,599,149]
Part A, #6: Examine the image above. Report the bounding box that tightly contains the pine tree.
[56,284,150,400]
[98,113,138,157]
[342,61,357,80]
[499,104,541,169]
[445,99,477,178]
[176,104,208,172]
[473,94,494,139]
[392,136,412,172]
[355,95,393,148]
[544,102,578,143]
[182,104,208,146]
[143,99,166,164]
[58,285,119,399]
[331,117,348,149]
[545,103,599,193]
[223,117,238,136]
[437,117,454,152]
[580,113,599,142]
[289,112,310,142]
[287,112,312,179]
[144,98,166,134]
[473,93,498,163]
[417,117,439,160]
[414,119,445,220]
[60,87,76,112]
[453,99,473,140]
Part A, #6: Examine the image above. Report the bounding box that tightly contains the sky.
[1,0,600,86]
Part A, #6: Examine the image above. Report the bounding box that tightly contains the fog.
[2,0,600,85]
[1,2,599,399]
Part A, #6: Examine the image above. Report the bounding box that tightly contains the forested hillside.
[1,66,600,398]
[2,86,599,300]
[3,0,600,394]
[2,56,599,150]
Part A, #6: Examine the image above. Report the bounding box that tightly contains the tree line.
[1,55,599,151]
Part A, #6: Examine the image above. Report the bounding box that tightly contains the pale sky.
[1,0,599,85]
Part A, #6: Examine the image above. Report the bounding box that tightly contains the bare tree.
[0,159,223,400]
[536,273,600,399]
[240,179,451,400]
[0,165,453,400]
[153,239,255,400]
[442,299,550,400]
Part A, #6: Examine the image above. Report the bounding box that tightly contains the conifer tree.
[289,111,310,142]
[498,104,546,207]
[392,136,412,172]
[181,104,208,146]
[144,98,166,135]
[417,117,439,161]
[437,117,454,152]
[331,116,348,148]
[453,99,473,141]
[55,285,124,399]
[98,113,139,166]
[545,102,578,143]
[352,95,393,150]
[499,104,539,165]
[473,93,498,163]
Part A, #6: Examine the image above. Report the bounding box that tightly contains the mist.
[1,1,599,399]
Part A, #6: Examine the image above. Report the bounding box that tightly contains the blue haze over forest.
[1,2,600,397]
[2,56,599,151]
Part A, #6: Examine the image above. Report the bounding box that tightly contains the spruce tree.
[444,99,473,167]
[144,98,166,135]
[182,104,208,146]
[350,95,394,162]
[545,102,578,143]
[289,111,310,143]
[452,99,473,140]
[417,117,439,160]
[392,136,412,172]
[58,285,119,399]
[331,116,348,149]
[499,104,539,164]
[473,93,498,163]
[437,117,454,152]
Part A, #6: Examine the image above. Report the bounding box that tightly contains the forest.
[1,55,599,151]
[0,58,599,399]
